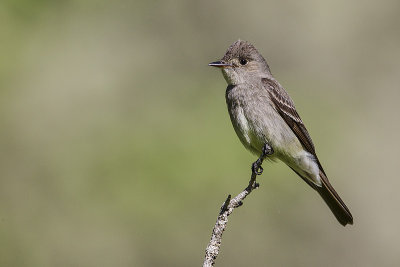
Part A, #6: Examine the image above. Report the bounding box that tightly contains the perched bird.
[209,40,353,226]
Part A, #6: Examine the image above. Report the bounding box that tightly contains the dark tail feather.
[289,167,353,226]
[317,171,353,226]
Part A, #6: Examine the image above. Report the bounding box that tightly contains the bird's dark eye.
[239,58,248,65]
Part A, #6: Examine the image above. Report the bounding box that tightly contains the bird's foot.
[252,161,263,175]
[251,143,274,176]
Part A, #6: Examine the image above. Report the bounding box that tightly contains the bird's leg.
[251,143,274,176]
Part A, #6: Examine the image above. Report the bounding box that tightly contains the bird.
[209,40,353,226]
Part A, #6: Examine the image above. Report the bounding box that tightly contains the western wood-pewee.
[209,40,353,226]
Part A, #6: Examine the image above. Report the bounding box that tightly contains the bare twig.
[203,143,273,266]
[202,171,260,267]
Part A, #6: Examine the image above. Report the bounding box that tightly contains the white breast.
[236,107,251,144]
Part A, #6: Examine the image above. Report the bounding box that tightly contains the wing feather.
[263,78,316,155]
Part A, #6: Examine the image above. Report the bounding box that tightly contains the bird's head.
[209,39,271,85]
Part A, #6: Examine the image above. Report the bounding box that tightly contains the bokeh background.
[1,0,400,266]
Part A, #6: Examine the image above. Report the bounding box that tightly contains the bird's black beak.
[208,61,232,68]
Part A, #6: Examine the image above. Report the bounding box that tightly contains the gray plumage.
[210,40,353,226]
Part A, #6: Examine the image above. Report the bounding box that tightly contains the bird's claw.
[256,166,263,175]
[251,162,263,175]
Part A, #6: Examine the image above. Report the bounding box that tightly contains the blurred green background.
[1,0,400,266]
